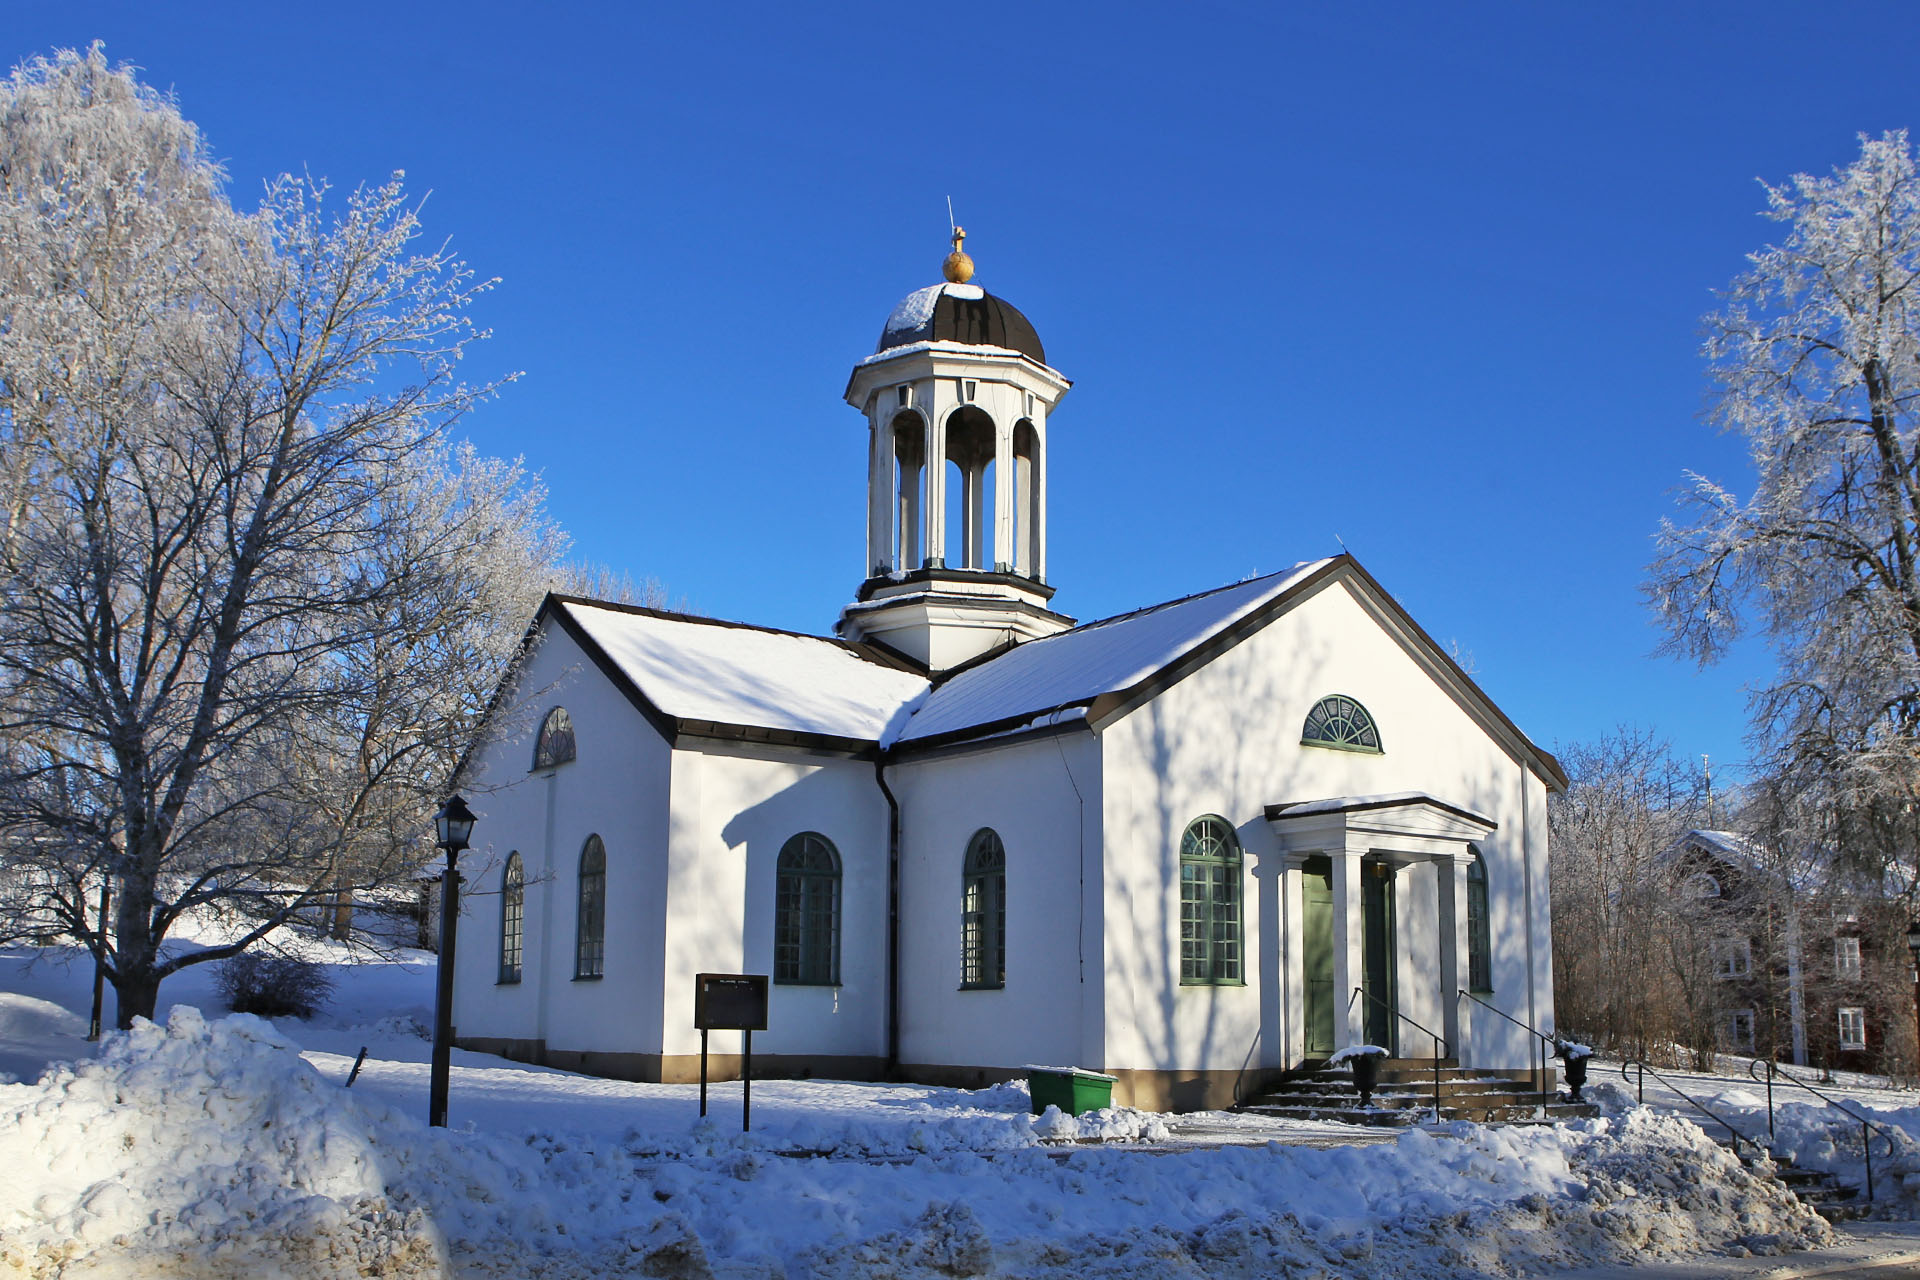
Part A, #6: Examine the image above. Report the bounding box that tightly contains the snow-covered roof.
[897,561,1334,745]
[556,601,929,744]
[535,555,1562,791]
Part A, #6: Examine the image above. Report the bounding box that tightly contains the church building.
[450,235,1567,1111]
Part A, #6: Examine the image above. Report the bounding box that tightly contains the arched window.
[1180,816,1243,985]
[775,833,840,985]
[961,828,1006,989]
[534,707,576,770]
[1301,695,1382,754]
[1688,872,1722,899]
[1466,850,1492,993]
[499,852,524,984]
[575,835,605,979]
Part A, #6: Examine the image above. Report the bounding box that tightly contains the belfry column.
[993,418,1014,572]
[1441,854,1473,1066]
[1033,416,1049,582]
[1330,842,1366,1049]
[868,416,892,575]
[924,412,947,568]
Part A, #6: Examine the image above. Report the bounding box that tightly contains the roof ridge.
[549,593,907,669]
[1063,561,1325,637]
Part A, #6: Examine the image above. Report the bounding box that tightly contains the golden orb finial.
[943,226,975,284]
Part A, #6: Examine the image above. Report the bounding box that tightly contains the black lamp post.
[429,794,475,1128]
[1905,919,1920,1072]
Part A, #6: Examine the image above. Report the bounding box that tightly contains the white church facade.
[450,238,1567,1110]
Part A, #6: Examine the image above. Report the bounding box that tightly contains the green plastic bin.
[1026,1065,1117,1116]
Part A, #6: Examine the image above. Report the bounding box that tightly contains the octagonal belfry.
[837,233,1075,672]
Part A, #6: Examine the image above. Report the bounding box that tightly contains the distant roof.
[552,599,929,746]
[897,562,1333,745]
[876,282,1046,365]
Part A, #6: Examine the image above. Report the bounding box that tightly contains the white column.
[1440,855,1471,1066]
[897,452,921,569]
[1281,857,1305,1065]
[1330,844,1365,1049]
[870,413,894,575]
[925,412,947,568]
[993,419,1014,572]
[1032,416,1048,582]
[962,462,984,569]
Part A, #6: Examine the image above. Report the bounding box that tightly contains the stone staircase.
[1241,1057,1601,1126]
[1764,1153,1868,1221]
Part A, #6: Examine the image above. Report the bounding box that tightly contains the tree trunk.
[112,967,161,1029]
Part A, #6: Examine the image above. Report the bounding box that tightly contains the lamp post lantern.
[429,794,475,1128]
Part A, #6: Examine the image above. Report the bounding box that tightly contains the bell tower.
[837,231,1074,671]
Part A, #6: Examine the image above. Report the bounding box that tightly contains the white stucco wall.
[889,731,1105,1074]
[452,623,673,1057]
[657,743,891,1065]
[1098,575,1555,1076]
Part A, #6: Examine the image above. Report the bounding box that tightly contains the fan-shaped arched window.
[534,707,576,770]
[499,852,524,984]
[1301,695,1382,754]
[1466,849,1492,993]
[775,833,840,985]
[1688,872,1722,899]
[961,828,1006,990]
[1180,816,1243,984]
[575,835,605,979]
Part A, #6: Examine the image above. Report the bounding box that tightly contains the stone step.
[1760,1153,1871,1223]
[1247,1098,1599,1124]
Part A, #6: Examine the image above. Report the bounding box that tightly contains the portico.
[1267,794,1496,1066]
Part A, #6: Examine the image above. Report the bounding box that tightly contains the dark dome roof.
[875,283,1046,364]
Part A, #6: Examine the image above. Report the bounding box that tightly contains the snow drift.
[0,1010,1836,1278]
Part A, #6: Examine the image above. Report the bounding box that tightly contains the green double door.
[1302,858,1397,1057]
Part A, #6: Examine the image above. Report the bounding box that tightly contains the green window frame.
[575,835,605,979]
[499,852,523,984]
[1301,694,1382,754]
[961,828,1006,989]
[1466,850,1491,993]
[775,832,841,985]
[1180,815,1243,985]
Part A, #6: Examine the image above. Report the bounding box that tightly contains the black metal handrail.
[1748,1059,1902,1202]
[1348,986,1447,1120]
[1459,989,1559,1117]
[1620,1060,1766,1161]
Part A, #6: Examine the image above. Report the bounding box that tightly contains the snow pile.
[1327,1043,1390,1065]
[0,1007,447,1278]
[1734,1099,1920,1216]
[0,1010,1840,1279]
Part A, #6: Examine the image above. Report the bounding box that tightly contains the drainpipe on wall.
[1520,761,1540,1080]
[875,754,902,1080]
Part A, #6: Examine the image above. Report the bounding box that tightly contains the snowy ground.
[0,933,1897,1277]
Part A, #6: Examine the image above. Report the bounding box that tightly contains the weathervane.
[943,196,974,284]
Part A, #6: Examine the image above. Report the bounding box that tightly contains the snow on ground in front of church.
[0,940,1852,1278]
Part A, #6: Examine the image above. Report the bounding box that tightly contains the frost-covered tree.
[1549,729,1707,1059]
[1649,132,1920,882]
[0,47,564,1024]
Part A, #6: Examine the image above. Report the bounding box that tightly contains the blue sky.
[11,2,1920,785]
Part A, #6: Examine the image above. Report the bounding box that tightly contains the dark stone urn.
[1349,1051,1383,1107]
[1556,1043,1591,1103]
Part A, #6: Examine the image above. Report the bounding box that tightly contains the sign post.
[694,973,768,1132]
